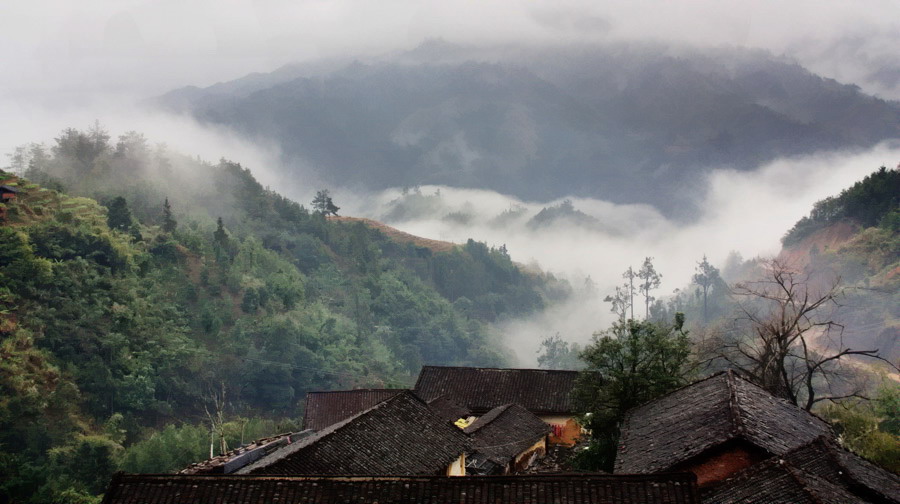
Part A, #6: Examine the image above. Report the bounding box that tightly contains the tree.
[603,283,631,324]
[536,333,582,370]
[637,257,661,319]
[572,314,693,470]
[724,259,897,410]
[213,217,228,247]
[623,266,636,320]
[106,197,133,232]
[311,189,339,216]
[162,198,177,233]
[692,255,720,323]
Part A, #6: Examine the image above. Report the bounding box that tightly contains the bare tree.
[604,283,632,324]
[205,382,229,457]
[724,259,896,410]
[623,267,636,320]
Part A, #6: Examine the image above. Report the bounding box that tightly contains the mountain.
[156,41,900,215]
[778,166,899,362]
[0,127,568,502]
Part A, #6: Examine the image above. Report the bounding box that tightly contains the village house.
[463,403,551,475]
[614,369,900,504]
[234,391,471,476]
[0,184,19,204]
[414,366,584,445]
[302,388,404,430]
[702,436,900,504]
[614,371,834,486]
[101,473,702,504]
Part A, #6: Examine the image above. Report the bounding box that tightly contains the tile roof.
[701,457,872,504]
[180,431,314,475]
[237,391,471,476]
[414,366,581,415]
[783,437,900,504]
[102,473,701,504]
[426,394,472,422]
[464,404,551,466]
[303,388,405,430]
[614,371,833,474]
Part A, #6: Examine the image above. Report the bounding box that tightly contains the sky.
[3,0,899,364]
[4,0,900,102]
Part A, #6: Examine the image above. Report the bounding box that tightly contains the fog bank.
[340,143,900,364]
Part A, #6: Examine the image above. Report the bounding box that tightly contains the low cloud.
[339,142,900,364]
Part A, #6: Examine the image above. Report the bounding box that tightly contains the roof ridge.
[725,370,747,437]
[112,471,700,482]
[464,404,515,434]
[619,371,731,416]
[418,365,580,374]
[306,388,407,394]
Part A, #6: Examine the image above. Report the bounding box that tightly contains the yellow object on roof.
[454,418,470,429]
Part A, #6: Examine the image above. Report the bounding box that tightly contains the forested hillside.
[157,41,900,215]
[0,126,567,502]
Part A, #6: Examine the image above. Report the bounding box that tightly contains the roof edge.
[239,391,424,474]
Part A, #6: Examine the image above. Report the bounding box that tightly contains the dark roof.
[0,185,19,193]
[102,473,701,504]
[615,371,833,474]
[701,457,872,504]
[783,437,900,504]
[303,388,404,430]
[414,366,581,415]
[180,431,314,474]
[426,394,471,422]
[238,391,471,476]
[464,404,551,465]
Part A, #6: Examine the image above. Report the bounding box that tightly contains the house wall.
[446,453,466,476]
[510,437,547,473]
[540,416,581,446]
[675,441,769,487]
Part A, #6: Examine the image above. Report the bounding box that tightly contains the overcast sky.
[4,0,900,104]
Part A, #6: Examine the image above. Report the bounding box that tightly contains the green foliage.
[119,423,208,474]
[0,126,564,502]
[819,385,900,473]
[162,198,177,233]
[572,316,693,471]
[783,166,900,245]
[311,189,340,216]
[536,333,583,370]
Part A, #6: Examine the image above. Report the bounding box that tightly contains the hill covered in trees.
[157,41,900,215]
[0,126,568,502]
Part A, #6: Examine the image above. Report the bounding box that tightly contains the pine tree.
[162,198,177,233]
[107,197,133,232]
[213,217,228,246]
[311,190,340,216]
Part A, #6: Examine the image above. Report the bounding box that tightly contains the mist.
[4,1,900,366]
[5,0,900,106]
[3,94,896,366]
[339,142,900,365]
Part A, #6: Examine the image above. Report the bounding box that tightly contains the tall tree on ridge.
[637,257,661,319]
[692,255,720,323]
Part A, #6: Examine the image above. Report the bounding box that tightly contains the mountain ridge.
[155,42,900,216]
